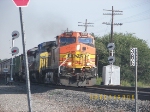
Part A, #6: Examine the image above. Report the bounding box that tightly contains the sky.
[0,0,150,60]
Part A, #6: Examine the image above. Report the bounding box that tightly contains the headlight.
[86,63,90,66]
[76,45,80,50]
[68,62,72,66]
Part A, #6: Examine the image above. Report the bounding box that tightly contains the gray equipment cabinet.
[102,65,120,85]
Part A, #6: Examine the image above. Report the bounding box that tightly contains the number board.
[130,48,138,66]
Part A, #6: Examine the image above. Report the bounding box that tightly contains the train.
[0,31,97,86]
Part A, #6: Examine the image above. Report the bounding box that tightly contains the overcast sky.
[0,0,150,60]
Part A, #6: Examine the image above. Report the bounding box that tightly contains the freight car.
[0,59,11,78]
[0,55,25,81]
[0,31,97,86]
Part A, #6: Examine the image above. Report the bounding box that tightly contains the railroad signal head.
[108,56,115,64]
[12,31,19,40]
[11,47,19,55]
[12,50,17,53]
[107,43,115,51]
[12,33,17,37]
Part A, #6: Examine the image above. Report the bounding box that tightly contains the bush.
[96,77,102,85]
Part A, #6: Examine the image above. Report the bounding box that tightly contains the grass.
[137,81,150,88]
[120,80,150,88]
[121,81,150,88]
[120,80,131,87]
[96,77,150,88]
[96,77,102,85]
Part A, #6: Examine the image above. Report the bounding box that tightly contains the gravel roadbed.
[0,82,150,112]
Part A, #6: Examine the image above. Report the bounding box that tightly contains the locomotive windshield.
[78,37,94,46]
[60,37,76,46]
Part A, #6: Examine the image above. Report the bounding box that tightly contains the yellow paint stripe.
[59,54,95,58]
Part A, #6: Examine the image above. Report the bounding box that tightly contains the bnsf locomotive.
[0,31,97,86]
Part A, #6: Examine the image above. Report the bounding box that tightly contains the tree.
[95,32,150,84]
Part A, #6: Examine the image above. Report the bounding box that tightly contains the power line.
[92,16,107,23]
[116,9,150,22]
[120,0,150,10]
[104,18,112,34]
[94,16,150,36]
[78,19,94,32]
[91,0,150,23]
[92,22,110,34]
[123,17,150,23]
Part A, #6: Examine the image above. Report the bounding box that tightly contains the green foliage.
[96,77,102,85]
[95,32,150,84]
[121,80,150,87]
[121,80,131,86]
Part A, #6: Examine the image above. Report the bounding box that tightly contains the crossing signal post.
[10,31,19,84]
[107,43,115,85]
[130,48,138,112]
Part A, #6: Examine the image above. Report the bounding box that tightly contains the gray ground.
[0,79,149,112]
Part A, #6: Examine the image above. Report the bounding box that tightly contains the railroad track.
[13,81,150,101]
[93,85,150,92]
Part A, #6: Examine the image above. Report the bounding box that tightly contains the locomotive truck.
[0,31,97,86]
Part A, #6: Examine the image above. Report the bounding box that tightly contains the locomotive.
[0,31,97,86]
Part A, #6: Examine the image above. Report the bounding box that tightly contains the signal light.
[12,33,17,37]
[86,63,90,66]
[12,50,17,53]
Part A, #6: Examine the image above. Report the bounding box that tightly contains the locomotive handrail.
[58,54,70,77]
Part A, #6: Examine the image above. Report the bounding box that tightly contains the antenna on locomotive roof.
[78,19,94,32]
[62,28,70,33]
[66,28,68,32]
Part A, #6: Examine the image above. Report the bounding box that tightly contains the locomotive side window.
[60,37,76,46]
[78,37,94,46]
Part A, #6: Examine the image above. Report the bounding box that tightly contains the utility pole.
[78,19,94,32]
[103,6,123,43]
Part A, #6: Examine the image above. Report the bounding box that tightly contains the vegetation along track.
[14,81,150,101]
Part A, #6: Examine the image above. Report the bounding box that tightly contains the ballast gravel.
[0,82,150,112]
